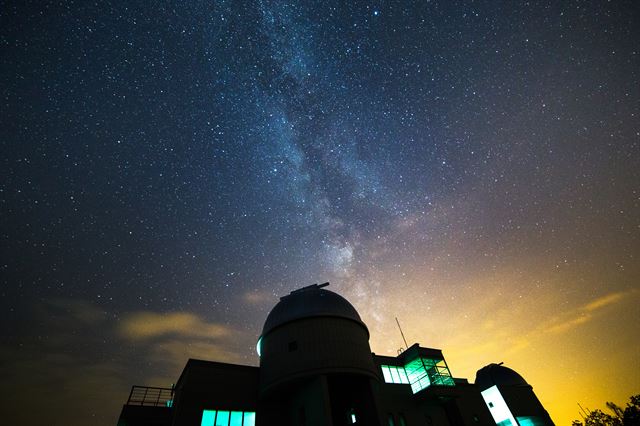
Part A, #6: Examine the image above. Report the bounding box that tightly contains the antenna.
[395,317,409,349]
[577,403,589,420]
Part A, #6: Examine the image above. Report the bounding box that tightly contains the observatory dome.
[261,283,367,337]
[258,283,377,394]
[475,363,529,390]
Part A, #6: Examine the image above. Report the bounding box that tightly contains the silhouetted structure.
[117,283,554,426]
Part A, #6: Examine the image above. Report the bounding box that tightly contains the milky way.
[2,2,639,425]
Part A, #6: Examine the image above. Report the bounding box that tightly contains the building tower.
[257,283,381,426]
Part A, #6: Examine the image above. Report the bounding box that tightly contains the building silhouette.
[117,283,554,426]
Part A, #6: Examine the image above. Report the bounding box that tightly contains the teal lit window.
[256,337,262,357]
[244,412,256,426]
[390,366,401,382]
[481,385,517,426]
[230,412,243,426]
[381,365,410,384]
[215,411,229,426]
[348,408,357,424]
[202,411,216,426]
[403,357,454,394]
[382,365,392,382]
[201,410,256,426]
[517,417,545,426]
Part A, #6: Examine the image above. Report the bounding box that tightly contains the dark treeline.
[573,395,640,426]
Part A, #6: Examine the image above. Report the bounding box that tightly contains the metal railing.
[126,385,174,407]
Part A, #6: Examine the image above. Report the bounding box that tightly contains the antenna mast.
[577,403,590,420]
[395,317,409,349]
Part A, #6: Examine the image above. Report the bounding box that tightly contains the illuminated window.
[390,366,401,382]
[230,412,243,426]
[517,417,545,426]
[403,357,454,394]
[481,385,517,426]
[244,412,256,426]
[201,410,256,426]
[382,365,392,382]
[215,411,229,426]
[202,411,216,426]
[256,337,262,357]
[381,365,410,384]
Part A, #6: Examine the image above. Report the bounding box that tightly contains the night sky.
[2,1,639,425]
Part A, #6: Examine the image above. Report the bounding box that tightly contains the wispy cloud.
[543,290,632,335]
[242,290,274,305]
[582,292,625,312]
[119,312,230,340]
[545,314,591,335]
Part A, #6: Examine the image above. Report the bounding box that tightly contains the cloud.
[583,292,625,312]
[119,312,231,340]
[3,300,253,425]
[242,290,273,305]
[544,314,591,335]
[543,290,633,335]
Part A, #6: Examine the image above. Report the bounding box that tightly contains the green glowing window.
[381,365,410,384]
[481,385,517,426]
[201,410,256,426]
[403,357,454,394]
[215,411,229,426]
[244,412,256,426]
[202,411,216,426]
[517,417,545,426]
[230,412,243,426]
[349,408,357,424]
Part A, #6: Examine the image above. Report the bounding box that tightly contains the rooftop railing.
[126,385,174,407]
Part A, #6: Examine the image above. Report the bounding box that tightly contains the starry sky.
[1,1,639,425]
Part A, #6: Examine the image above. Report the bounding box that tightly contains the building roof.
[261,283,367,336]
[475,363,529,390]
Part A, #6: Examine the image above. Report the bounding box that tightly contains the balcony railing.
[126,385,174,407]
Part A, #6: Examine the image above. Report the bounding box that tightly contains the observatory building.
[117,283,554,426]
